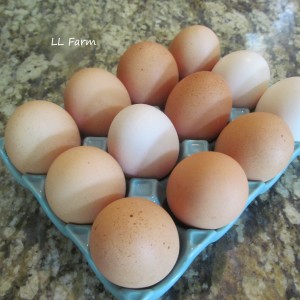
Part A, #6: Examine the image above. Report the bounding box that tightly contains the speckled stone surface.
[0,0,299,299]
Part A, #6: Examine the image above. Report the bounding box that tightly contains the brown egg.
[4,100,81,174]
[164,71,232,141]
[166,151,249,229]
[45,146,126,224]
[117,41,179,107]
[64,67,131,136]
[169,25,220,79]
[89,197,180,288]
[215,112,294,182]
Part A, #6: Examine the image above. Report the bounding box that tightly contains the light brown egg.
[166,151,249,229]
[255,77,300,141]
[89,197,180,288]
[64,67,131,136]
[117,41,179,107]
[107,104,179,179]
[169,25,220,79]
[212,50,270,109]
[45,146,126,224]
[4,100,81,174]
[164,71,232,141]
[214,112,294,182]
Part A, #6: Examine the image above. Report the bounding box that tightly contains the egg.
[117,41,179,107]
[166,151,249,229]
[45,146,126,224]
[64,67,131,136]
[107,104,179,179]
[4,100,81,174]
[214,112,294,182]
[212,50,270,109]
[164,71,232,141]
[169,25,220,79]
[255,77,300,141]
[89,197,180,288]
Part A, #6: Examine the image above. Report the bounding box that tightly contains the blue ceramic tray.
[1,109,299,300]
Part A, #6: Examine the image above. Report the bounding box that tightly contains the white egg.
[212,50,270,109]
[255,77,300,141]
[107,104,179,179]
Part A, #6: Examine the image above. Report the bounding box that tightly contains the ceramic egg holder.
[0,108,299,300]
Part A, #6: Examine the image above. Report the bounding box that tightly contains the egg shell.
[107,104,179,179]
[117,41,179,107]
[164,71,232,141]
[64,67,131,136]
[214,112,294,182]
[4,100,81,174]
[89,197,180,288]
[169,25,220,78]
[212,50,270,109]
[166,151,249,229]
[45,146,126,224]
[255,77,300,141]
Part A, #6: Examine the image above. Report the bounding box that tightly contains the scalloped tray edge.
[0,137,299,300]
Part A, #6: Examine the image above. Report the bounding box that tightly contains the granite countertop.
[0,1,299,299]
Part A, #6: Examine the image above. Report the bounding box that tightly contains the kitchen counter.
[0,0,299,299]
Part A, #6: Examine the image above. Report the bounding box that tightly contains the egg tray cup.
[1,108,300,300]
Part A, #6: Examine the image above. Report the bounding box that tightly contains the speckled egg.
[89,197,180,288]
[166,151,249,229]
[214,112,294,182]
[169,25,220,78]
[164,71,232,141]
[117,41,179,107]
